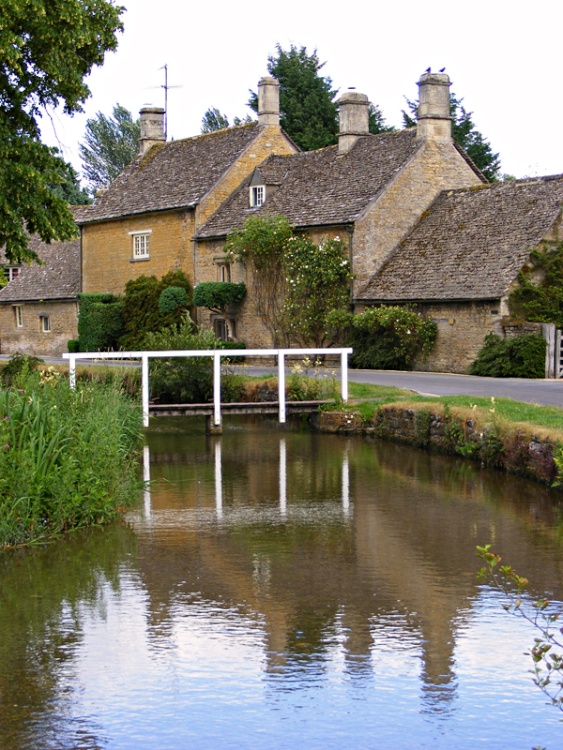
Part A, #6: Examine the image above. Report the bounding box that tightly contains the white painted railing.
[63,348,353,427]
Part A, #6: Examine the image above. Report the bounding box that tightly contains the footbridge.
[64,348,353,431]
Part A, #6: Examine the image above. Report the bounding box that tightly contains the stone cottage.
[0,235,80,357]
[196,72,485,350]
[359,175,563,372]
[76,76,297,295]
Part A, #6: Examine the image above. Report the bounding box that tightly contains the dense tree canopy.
[80,104,140,192]
[248,44,339,151]
[0,0,124,262]
[402,94,501,181]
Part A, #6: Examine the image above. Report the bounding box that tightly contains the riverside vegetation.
[0,356,143,549]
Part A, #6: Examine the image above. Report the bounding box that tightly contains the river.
[1,416,562,749]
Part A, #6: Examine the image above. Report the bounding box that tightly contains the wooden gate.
[556,329,563,378]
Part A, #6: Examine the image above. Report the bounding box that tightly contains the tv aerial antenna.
[148,64,182,140]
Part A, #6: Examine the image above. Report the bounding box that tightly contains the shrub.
[77,293,124,352]
[469,333,546,378]
[158,286,190,314]
[67,339,80,353]
[0,353,44,387]
[337,306,437,370]
[120,270,193,350]
[141,318,244,404]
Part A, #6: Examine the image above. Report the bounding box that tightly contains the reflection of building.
[134,425,563,711]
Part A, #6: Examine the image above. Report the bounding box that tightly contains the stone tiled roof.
[75,123,262,224]
[0,235,80,302]
[197,129,422,237]
[360,174,563,301]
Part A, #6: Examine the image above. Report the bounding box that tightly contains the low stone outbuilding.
[359,175,563,372]
[0,236,80,357]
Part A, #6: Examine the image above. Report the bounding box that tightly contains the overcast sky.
[42,0,563,181]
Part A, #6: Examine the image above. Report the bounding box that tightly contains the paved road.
[2,355,562,409]
[242,365,563,408]
[346,369,563,409]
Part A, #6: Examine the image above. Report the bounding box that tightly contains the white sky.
[42,0,563,181]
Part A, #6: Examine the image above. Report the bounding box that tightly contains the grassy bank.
[0,368,143,549]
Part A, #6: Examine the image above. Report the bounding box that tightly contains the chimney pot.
[139,106,165,155]
[337,90,369,154]
[258,76,280,127]
[416,72,452,141]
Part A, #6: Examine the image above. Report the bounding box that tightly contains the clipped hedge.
[469,333,546,378]
[77,293,124,352]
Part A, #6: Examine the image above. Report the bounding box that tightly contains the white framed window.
[129,230,152,260]
[40,315,51,333]
[14,305,23,328]
[3,266,20,282]
[249,185,265,207]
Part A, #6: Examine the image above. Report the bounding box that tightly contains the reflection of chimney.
[416,72,452,142]
[139,106,165,155]
[337,89,369,154]
[258,76,280,126]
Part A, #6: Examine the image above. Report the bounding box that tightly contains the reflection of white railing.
[63,348,353,427]
[142,437,351,518]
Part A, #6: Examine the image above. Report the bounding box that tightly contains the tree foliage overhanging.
[402,94,501,181]
[0,0,124,262]
[80,103,140,192]
[246,44,392,150]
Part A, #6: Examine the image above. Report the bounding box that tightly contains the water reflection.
[1,416,562,749]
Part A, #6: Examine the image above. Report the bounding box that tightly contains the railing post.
[213,352,222,426]
[278,351,286,424]
[141,355,149,427]
[69,354,76,390]
[341,350,349,403]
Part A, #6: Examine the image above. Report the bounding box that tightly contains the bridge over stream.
[64,348,353,432]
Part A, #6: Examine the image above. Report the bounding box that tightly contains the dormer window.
[3,266,20,282]
[250,185,265,207]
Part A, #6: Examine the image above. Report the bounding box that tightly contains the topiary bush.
[77,293,124,352]
[469,333,546,378]
[120,270,193,349]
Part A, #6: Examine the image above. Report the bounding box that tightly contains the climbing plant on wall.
[509,242,563,329]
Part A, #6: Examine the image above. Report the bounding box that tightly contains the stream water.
[1,416,562,749]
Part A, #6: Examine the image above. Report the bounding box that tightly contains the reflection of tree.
[0,525,137,749]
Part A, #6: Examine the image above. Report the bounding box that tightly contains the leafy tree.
[402,94,501,182]
[0,0,124,263]
[80,104,140,192]
[49,160,91,205]
[201,107,254,133]
[249,44,339,151]
[368,103,394,134]
[201,107,230,133]
[194,282,247,341]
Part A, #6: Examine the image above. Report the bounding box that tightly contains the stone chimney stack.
[416,71,452,141]
[258,76,280,126]
[139,106,165,155]
[337,89,369,155]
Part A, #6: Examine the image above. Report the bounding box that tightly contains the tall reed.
[0,370,143,548]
